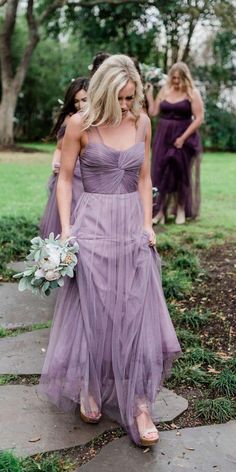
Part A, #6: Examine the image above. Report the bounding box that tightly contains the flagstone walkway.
[0,272,235,471]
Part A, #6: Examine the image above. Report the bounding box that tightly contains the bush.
[0,216,38,279]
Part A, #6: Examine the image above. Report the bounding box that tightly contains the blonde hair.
[164,62,195,100]
[82,54,143,130]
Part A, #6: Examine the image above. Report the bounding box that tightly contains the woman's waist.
[159,115,192,122]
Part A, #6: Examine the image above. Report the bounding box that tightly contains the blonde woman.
[146,62,204,224]
[39,55,181,447]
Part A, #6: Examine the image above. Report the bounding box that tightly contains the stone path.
[0,328,49,374]
[0,282,56,328]
[2,261,234,471]
[0,385,116,456]
[78,421,236,472]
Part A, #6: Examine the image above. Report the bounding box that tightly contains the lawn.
[0,147,235,235]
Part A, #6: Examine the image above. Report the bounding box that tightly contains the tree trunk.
[0,83,18,146]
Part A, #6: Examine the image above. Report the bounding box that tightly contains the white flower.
[45,270,61,281]
[41,246,61,270]
[35,268,45,279]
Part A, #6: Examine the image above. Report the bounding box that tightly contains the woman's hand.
[145,82,153,97]
[174,135,185,149]
[144,226,156,247]
[60,227,71,242]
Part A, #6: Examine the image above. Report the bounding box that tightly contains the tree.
[0,0,150,146]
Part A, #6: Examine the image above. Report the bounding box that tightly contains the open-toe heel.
[80,399,102,424]
[139,427,159,446]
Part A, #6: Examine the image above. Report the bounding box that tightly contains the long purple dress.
[152,99,202,218]
[39,114,181,445]
[39,125,84,238]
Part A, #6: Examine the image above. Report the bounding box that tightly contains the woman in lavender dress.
[39,55,181,447]
[39,77,89,238]
[146,62,204,225]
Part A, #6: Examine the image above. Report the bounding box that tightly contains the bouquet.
[140,63,167,88]
[14,233,79,296]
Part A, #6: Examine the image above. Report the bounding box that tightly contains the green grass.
[0,149,235,231]
[195,398,236,423]
[0,451,73,472]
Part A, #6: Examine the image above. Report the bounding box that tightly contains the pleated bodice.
[80,116,147,194]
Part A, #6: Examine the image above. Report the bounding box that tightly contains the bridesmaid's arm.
[138,118,156,246]
[145,84,162,117]
[174,89,204,148]
[57,114,82,240]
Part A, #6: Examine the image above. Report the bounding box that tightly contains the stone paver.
[78,421,236,472]
[6,261,26,273]
[0,282,56,328]
[0,328,49,374]
[152,388,188,423]
[0,385,116,456]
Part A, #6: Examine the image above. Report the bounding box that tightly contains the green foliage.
[162,270,192,300]
[0,451,21,472]
[0,375,19,385]
[0,451,73,472]
[211,370,236,397]
[176,329,201,349]
[177,310,211,330]
[183,347,218,366]
[0,216,38,278]
[195,398,236,422]
[170,364,210,387]
[0,327,12,338]
[171,254,200,280]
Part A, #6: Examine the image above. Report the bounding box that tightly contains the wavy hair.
[82,54,144,130]
[166,62,195,99]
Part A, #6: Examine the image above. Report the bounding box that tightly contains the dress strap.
[87,126,103,145]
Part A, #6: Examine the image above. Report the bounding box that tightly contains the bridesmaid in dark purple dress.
[146,62,204,225]
[39,77,89,238]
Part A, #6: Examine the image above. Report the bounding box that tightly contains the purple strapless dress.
[39,125,84,238]
[152,99,202,218]
[39,114,181,445]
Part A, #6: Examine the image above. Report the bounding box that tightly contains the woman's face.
[118,80,135,118]
[74,89,87,111]
[171,71,181,90]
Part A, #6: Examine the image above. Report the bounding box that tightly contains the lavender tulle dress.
[39,125,84,238]
[39,114,181,445]
[152,99,202,218]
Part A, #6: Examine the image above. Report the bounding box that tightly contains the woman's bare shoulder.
[65,112,84,136]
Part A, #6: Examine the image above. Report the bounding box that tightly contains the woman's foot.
[175,205,185,224]
[152,211,165,225]
[80,396,102,424]
[136,411,159,446]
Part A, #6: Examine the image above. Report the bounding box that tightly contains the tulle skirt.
[39,191,181,444]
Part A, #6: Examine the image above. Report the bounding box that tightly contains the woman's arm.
[138,118,156,246]
[174,89,204,149]
[57,114,82,239]
[145,84,163,117]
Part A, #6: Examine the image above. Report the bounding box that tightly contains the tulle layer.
[39,191,181,445]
